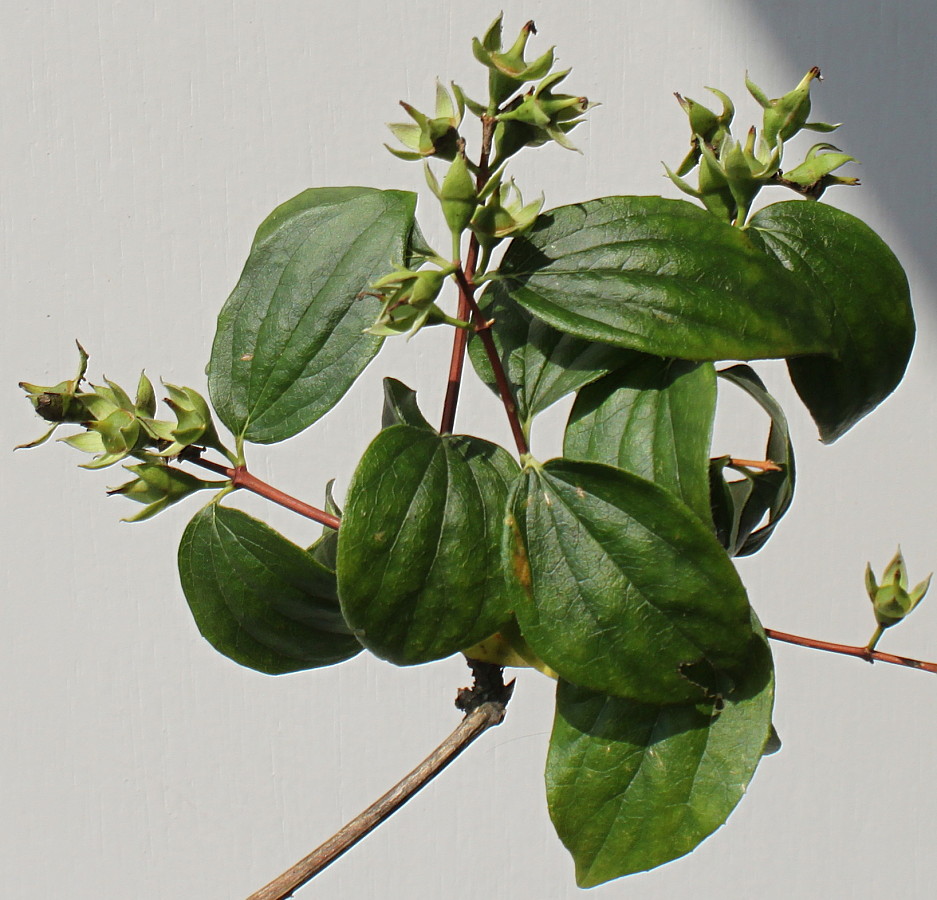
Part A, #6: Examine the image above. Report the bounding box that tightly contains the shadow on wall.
[741,0,937,316]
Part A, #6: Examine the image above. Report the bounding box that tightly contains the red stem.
[765,628,937,674]
[454,267,529,456]
[439,241,476,435]
[439,116,495,437]
[188,456,340,530]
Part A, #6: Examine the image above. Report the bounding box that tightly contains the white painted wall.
[3,1,936,897]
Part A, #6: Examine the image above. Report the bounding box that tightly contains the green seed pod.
[108,463,223,522]
[495,69,594,153]
[425,153,478,240]
[781,142,859,198]
[470,179,543,250]
[472,15,555,106]
[363,263,461,338]
[159,383,228,459]
[748,67,839,158]
[385,84,465,162]
[866,548,932,631]
[673,87,734,175]
[17,341,90,448]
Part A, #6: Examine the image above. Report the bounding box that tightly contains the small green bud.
[673,87,734,176]
[424,152,478,242]
[158,383,228,459]
[17,341,90,448]
[865,549,932,646]
[780,142,859,198]
[385,83,465,162]
[470,178,543,250]
[472,16,555,107]
[78,407,142,469]
[747,67,840,157]
[495,69,594,153]
[362,263,463,338]
[108,463,223,522]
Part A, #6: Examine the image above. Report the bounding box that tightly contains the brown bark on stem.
[245,661,512,900]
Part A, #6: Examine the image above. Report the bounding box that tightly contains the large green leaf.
[178,504,360,674]
[564,358,716,522]
[498,196,832,360]
[750,201,913,442]
[710,365,795,556]
[505,460,753,704]
[336,425,518,665]
[546,624,774,886]
[208,188,418,444]
[468,281,629,430]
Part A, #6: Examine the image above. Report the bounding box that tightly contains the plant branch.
[184,452,340,530]
[454,266,529,456]
[245,661,513,900]
[440,115,495,436]
[765,627,937,674]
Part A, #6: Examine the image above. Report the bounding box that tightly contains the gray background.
[3,1,936,897]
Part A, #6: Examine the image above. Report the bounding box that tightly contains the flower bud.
[385,82,465,162]
[866,548,932,638]
[424,152,478,241]
[362,263,462,338]
[747,68,839,157]
[158,383,227,458]
[17,342,90,448]
[673,87,734,176]
[780,143,859,198]
[495,69,594,153]
[108,463,223,522]
[470,178,543,250]
[472,15,555,106]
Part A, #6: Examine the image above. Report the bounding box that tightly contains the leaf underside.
[750,201,913,442]
[178,504,360,674]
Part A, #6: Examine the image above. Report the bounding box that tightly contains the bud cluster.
[19,343,228,520]
[372,15,588,341]
[666,68,857,224]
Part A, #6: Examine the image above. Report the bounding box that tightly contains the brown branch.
[185,454,340,530]
[765,627,937,674]
[245,661,513,900]
[440,115,495,436]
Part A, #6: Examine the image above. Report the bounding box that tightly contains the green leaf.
[498,196,832,360]
[710,365,795,556]
[381,377,435,431]
[208,188,418,444]
[336,425,518,665]
[178,504,360,674]
[468,282,628,429]
[546,623,774,886]
[505,460,753,703]
[749,201,914,442]
[564,358,716,522]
